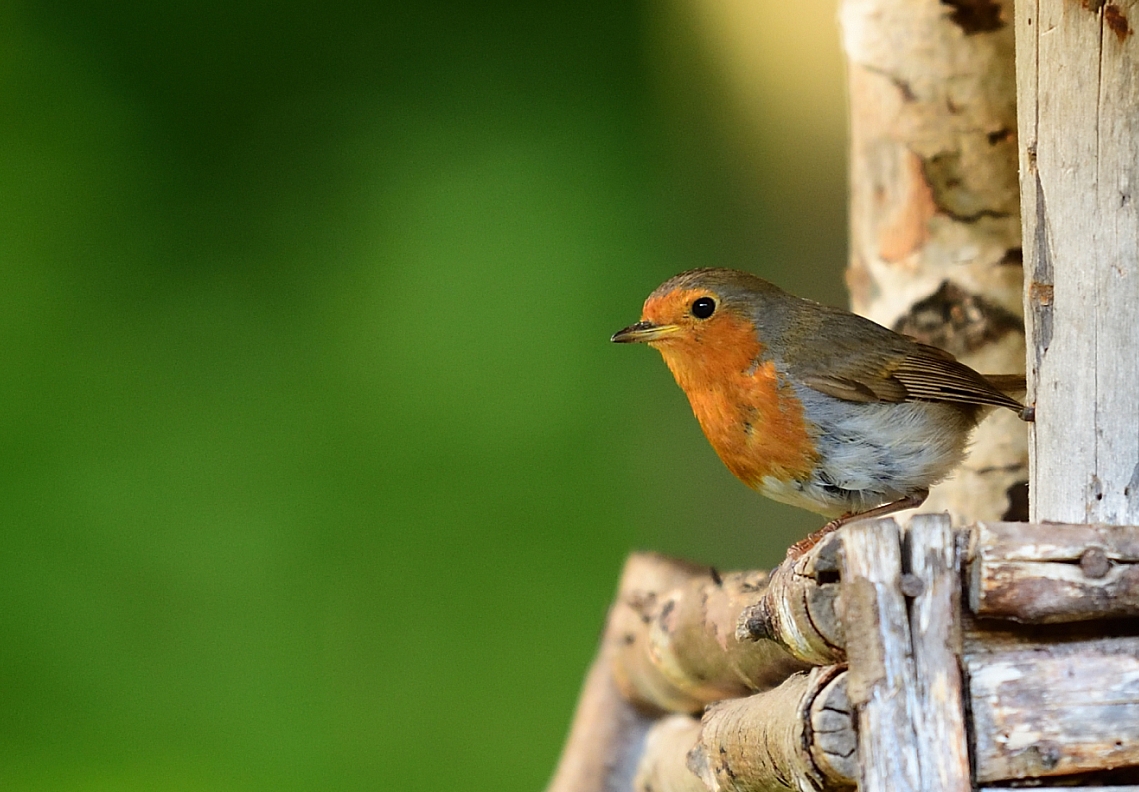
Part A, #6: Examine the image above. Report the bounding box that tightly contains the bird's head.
[611,268,786,387]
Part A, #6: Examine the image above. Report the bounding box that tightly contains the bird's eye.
[691,296,716,319]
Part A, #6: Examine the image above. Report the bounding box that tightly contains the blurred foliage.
[0,1,846,789]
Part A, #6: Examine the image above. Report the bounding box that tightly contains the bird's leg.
[784,489,929,560]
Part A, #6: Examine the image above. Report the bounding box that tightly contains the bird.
[612,268,1031,554]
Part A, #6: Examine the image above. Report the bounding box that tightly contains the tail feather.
[982,374,1026,396]
[980,374,1034,422]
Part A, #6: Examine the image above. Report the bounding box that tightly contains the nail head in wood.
[899,573,925,598]
[1079,546,1112,578]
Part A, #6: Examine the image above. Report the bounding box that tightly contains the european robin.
[612,268,1030,550]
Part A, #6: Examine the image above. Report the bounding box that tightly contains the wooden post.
[840,516,972,792]
[840,0,1027,524]
[1017,0,1139,524]
[840,519,922,792]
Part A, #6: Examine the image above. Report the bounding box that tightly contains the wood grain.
[840,518,922,792]
[906,514,971,792]
[688,666,855,792]
[969,521,1139,621]
[969,636,1139,782]
[1018,0,1139,524]
[736,531,845,667]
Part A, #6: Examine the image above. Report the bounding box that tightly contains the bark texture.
[686,666,855,792]
[610,556,811,714]
[736,531,845,667]
[968,636,1139,782]
[969,521,1139,622]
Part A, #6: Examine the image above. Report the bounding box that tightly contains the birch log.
[840,0,1027,524]
[1017,0,1139,525]
[546,555,695,792]
[686,666,857,791]
[610,556,810,713]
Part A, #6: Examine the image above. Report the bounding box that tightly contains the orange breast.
[655,313,818,488]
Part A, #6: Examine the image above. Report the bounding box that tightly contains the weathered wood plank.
[973,521,1139,561]
[840,518,922,792]
[969,636,1139,782]
[969,521,1139,622]
[906,514,971,792]
[1019,0,1139,524]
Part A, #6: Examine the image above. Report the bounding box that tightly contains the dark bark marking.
[941,0,1006,33]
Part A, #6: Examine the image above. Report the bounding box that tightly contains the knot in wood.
[736,603,773,642]
[1079,546,1112,579]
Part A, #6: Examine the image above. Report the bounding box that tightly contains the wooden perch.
[838,515,972,792]
[640,567,815,706]
[687,665,856,792]
[736,532,845,667]
[550,520,1139,791]
[970,521,1139,622]
[609,555,811,714]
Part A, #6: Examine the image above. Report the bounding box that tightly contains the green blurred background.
[0,1,847,789]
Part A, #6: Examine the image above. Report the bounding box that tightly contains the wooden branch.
[968,636,1139,783]
[607,553,713,714]
[905,514,971,792]
[736,531,845,667]
[542,553,692,792]
[840,518,922,792]
[687,665,856,791]
[610,555,811,713]
[642,568,814,705]
[631,715,706,792]
[1018,0,1139,525]
[544,632,656,792]
[969,521,1139,622]
[841,0,1026,524]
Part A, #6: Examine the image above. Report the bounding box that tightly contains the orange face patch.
[642,291,818,486]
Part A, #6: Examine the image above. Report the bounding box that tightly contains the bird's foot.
[785,517,845,561]
[784,489,930,561]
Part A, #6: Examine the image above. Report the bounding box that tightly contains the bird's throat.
[656,318,818,487]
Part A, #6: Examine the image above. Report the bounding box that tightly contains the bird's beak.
[611,320,681,344]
